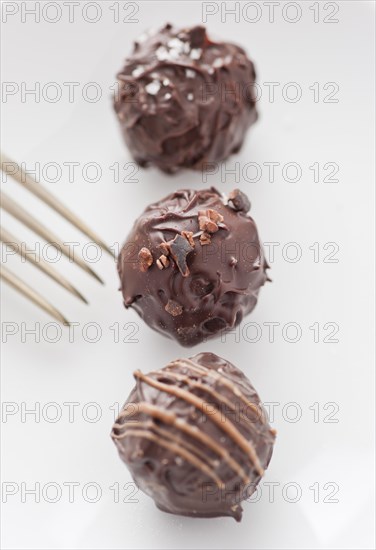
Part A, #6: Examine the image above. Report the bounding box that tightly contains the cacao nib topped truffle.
[111,352,276,521]
[114,24,258,173]
[117,187,268,347]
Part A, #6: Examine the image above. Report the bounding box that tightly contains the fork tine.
[1,191,104,284]
[1,226,88,304]
[1,265,70,325]
[1,152,115,258]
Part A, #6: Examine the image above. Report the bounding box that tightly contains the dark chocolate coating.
[117,187,268,347]
[111,353,276,521]
[114,24,258,173]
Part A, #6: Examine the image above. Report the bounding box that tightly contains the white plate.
[1,1,375,548]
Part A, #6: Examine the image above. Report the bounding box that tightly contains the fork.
[0,152,114,325]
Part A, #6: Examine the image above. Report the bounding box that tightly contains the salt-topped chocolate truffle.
[114,24,258,173]
[111,352,276,521]
[117,187,268,347]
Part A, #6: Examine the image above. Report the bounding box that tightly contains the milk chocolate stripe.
[157,369,260,435]
[134,370,264,476]
[114,419,216,466]
[119,429,224,487]
[175,358,258,400]
[167,358,266,424]
[115,401,250,484]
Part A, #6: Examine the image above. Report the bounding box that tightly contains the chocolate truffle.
[114,24,258,173]
[111,353,276,521]
[118,187,268,347]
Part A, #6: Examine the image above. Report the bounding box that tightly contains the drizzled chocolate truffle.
[114,24,258,173]
[111,352,276,521]
[118,187,268,347]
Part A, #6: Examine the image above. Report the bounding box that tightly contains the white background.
[1,1,375,548]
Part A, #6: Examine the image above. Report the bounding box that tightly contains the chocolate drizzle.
[166,358,266,433]
[118,187,268,346]
[111,352,276,521]
[114,401,251,484]
[114,24,258,173]
[133,369,264,475]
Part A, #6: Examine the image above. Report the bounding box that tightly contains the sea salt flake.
[168,48,181,60]
[168,38,184,51]
[163,78,170,86]
[213,58,223,68]
[145,81,161,95]
[185,69,196,78]
[156,46,169,61]
[187,93,194,101]
[132,67,144,77]
[190,48,202,60]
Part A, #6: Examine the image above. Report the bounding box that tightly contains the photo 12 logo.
[1,481,140,504]
[201,161,340,184]
[1,159,139,184]
[1,2,140,24]
[202,2,340,24]
[201,479,340,504]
